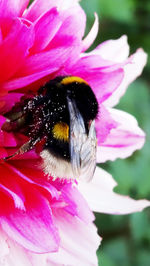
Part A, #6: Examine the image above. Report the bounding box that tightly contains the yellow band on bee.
[61,76,88,86]
[52,122,69,142]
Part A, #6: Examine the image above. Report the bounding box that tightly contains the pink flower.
[0,0,149,265]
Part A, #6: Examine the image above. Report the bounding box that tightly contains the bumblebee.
[2,76,98,181]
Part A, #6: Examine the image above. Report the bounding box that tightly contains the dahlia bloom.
[0,0,149,265]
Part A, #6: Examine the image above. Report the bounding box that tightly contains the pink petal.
[60,184,94,223]
[2,68,58,91]
[9,160,60,200]
[1,132,17,147]
[0,0,29,18]
[0,163,25,210]
[0,93,23,114]
[0,27,2,44]
[105,49,147,107]
[27,252,48,266]
[0,226,98,266]
[82,13,99,52]
[43,1,86,54]
[10,160,92,223]
[8,34,80,88]
[0,231,44,266]
[0,18,34,83]
[61,0,86,39]
[18,38,79,76]
[78,167,150,214]
[58,0,84,11]
[97,108,145,162]
[24,0,62,22]
[0,116,17,147]
[57,3,86,40]
[95,104,117,144]
[0,184,25,211]
[0,115,6,127]
[0,231,10,262]
[0,148,7,158]
[30,8,62,53]
[93,35,130,63]
[48,210,101,266]
[24,0,85,31]
[0,187,59,253]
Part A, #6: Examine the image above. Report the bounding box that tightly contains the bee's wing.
[67,97,97,182]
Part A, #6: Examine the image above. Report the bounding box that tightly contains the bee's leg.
[3,137,41,161]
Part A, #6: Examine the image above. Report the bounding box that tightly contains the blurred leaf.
[81,0,100,19]
[109,159,134,195]
[100,238,130,266]
[97,251,116,266]
[97,0,135,23]
[116,79,150,127]
[130,212,150,242]
[135,250,150,266]
[95,213,128,233]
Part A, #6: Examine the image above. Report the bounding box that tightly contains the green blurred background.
[81,0,150,265]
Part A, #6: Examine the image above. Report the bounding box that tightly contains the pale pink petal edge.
[97,108,145,163]
[0,217,101,266]
[105,48,147,107]
[78,167,150,215]
[82,12,99,52]
[94,35,129,62]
